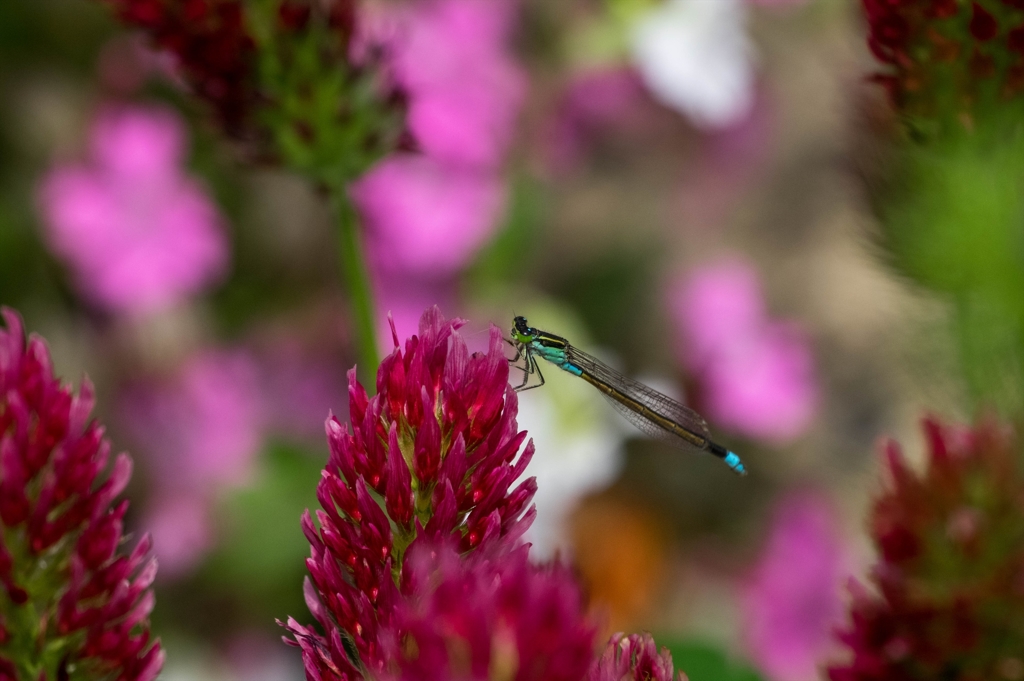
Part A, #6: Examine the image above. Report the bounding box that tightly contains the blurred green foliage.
[154,443,324,640]
[248,1,402,189]
[875,128,1024,412]
[208,442,324,618]
[660,638,766,681]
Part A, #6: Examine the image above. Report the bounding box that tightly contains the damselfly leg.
[514,350,545,392]
[506,340,546,391]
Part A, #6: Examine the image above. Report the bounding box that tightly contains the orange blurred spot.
[570,495,669,634]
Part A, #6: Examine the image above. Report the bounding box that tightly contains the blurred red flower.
[283,307,539,678]
[829,417,1024,681]
[100,0,256,133]
[862,0,1024,124]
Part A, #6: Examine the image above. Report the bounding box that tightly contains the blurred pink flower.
[122,349,264,492]
[668,259,817,443]
[672,259,764,368]
[703,323,816,442]
[121,349,263,578]
[142,493,214,579]
[123,341,344,578]
[37,104,228,314]
[390,0,526,169]
[741,492,848,681]
[259,343,348,443]
[353,0,523,333]
[542,67,648,173]
[352,154,506,278]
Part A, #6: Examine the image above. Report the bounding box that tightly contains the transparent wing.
[565,345,712,452]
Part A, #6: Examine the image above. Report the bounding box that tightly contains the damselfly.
[508,316,746,476]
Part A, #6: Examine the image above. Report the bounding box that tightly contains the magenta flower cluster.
[741,492,848,681]
[285,307,539,677]
[589,633,680,681]
[377,541,596,681]
[36,104,228,315]
[283,307,687,681]
[0,309,162,681]
[121,342,346,578]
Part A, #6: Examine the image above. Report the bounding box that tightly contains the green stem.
[331,187,379,389]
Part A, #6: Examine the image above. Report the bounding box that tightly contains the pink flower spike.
[0,307,161,679]
[36,104,228,315]
[141,493,213,579]
[742,492,848,681]
[286,307,539,676]
[380,541,597,681]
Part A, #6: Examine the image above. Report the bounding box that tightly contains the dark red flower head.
[96,0,405,182]
[828,416,1024,681]
[284,307,538,679]
[101,0,257,133]
[0,308,162,681]
[378,540,597,681]
[862,0,1024,127]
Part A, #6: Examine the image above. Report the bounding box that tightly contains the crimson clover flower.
[587,633,687,681]
[828,417,1024,681]
[283,307,692,681]
[282,307,539,678]
[0,308,162,681]
[99,0,257,134]
[863,0,1024,129]
[376,540,596,681]
[97,0,403,183]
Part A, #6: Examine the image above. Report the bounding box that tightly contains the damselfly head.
[511,316,536,344]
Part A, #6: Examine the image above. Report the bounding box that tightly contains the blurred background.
[0,0,976,679]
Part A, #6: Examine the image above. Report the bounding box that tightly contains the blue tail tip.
[724,451,747,476]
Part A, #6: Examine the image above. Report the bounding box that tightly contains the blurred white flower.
[630,0,755,129]
[518,385,625,558]
[513,322,628,558]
